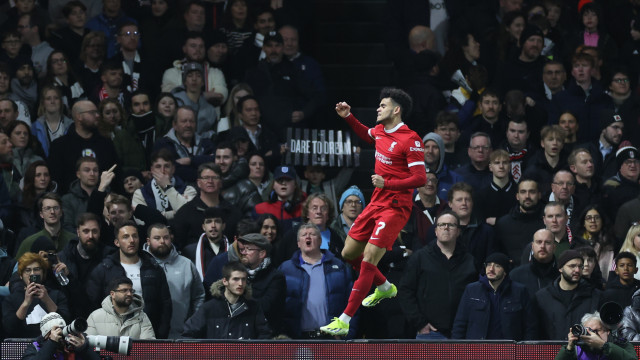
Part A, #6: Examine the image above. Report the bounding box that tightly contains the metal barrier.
[3,339,640,359]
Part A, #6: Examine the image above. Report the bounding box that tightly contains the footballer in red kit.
[320,88,426,336]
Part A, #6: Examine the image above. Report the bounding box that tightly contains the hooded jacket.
[143,243,205,339]
[181,279,272,339]
[423,132,463,199]
[86,294,156,339]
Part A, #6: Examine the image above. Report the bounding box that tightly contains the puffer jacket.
[86,294,156,339]
[621,289,640,341]
[222,178,262,217]
[87,294,156,339]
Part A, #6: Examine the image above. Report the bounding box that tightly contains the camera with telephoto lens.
[62,318,87,337]
[86,335,132,355]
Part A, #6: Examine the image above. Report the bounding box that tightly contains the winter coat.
[494,204,545,267]
[2,286,70,338]
[47,124,118,193]
[221,178,263,218]
[534,278,602,340]
[21,336,101,360]
[143,243,205,339]
[398,241,477,337]
[277,250,353,338]
[170,197,240,249]
[85,251,172,338]
[601,277,640,309]
[61,179,90,231]
[181,280,272,339]
[202,256,285,334]
[86,294,156,338]
[510,257,559,300]
[57,239,113,319]
[452,276,536,340]
[621,289,640,341]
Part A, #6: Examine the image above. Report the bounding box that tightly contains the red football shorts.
[347,204,411,250]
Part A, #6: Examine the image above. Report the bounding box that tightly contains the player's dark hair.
[380,87,413,118]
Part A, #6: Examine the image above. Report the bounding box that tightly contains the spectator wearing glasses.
[398,211,476,339]
[455,132,493,191]
[330,186,366,243]
[86,221,172,338]
[16,193,75,259]
[534,249,602,340]
[86,276,156,338]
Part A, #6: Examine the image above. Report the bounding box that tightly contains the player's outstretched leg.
[321,261,379,336]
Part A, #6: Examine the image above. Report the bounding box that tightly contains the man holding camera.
[555,311,636,360]
[21,312,101,360]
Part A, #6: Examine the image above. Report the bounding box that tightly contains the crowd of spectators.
[2,0,640,346]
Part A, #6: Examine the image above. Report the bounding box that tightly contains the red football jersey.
[367,122,425,209]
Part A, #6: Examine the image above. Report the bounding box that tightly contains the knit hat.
[181,62,204,84]
[616,146,639,170]
[40,312,66,337]
[557,249,583,269]
[122,167,144,184]
[600,109,623,131]
[238,233,271,253]
[339,185,366,209]
[273,165,296,181]
[519,25,544,44]
[485,252,511,272]
[30,236,56,253]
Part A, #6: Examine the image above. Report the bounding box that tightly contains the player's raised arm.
[337,101,375,144]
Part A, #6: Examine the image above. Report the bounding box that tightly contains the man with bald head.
[510,229,558,300]
[408,26,436,53]
[48,100,119,192]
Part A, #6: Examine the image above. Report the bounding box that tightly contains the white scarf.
[151,177,175,212]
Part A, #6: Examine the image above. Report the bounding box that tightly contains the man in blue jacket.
[452,252,537,340]
[278,223,353,339]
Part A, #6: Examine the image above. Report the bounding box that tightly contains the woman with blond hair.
[619,224,640,280]
[31,85,72,157]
